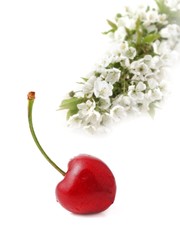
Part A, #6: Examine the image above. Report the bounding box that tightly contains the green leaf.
[81,77,88,82]
[135,17,142,45]
[106,19,118,31]
[102,29,114,35]
[59,97,84,110]
[142,33,161,43]
[66,109,79,120]
[116,13,122,19]
[102,20,118,35]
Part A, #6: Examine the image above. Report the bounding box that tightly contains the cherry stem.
[27,91,66,176]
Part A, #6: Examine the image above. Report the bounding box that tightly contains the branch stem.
[27,92,66,176]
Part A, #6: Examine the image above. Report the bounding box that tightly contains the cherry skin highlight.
[56,154,116,214]
[27,92,116,214]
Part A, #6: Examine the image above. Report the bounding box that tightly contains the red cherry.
[27,92,116,214]
[56,154,116,214]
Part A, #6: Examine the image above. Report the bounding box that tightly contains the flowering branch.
[59,0,180,133]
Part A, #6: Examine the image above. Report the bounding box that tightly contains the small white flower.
[120,56,130,68]
[119,41,129,54]
[153,40,169,55]
[105,68,121,84]
[165,0,180,11]
[68,114,82,128]
[144,55,164,70]
[141,10,159,26]
[117,16,136,30]
[131,61,150,76]
[114,26,127,42]
[136,82,146,92]
[159,14,168,25]
[124,47,137,60]
[114,95,133,110]
[99,55,113,68]
[160,24,180,39]
[82,110,102,134]
[136,63,150,75]
[82,76,96,97]
[94,78,113,99]
[99,98,111,110]
[123,95,131,103]
[101,113,113,128]
[110,105,126,121]
[146,24,158,33]
[152,88,163,101]
[83,125,97,134]
[148,78,158,89]
[77,100,95,117]
[128,85,145,102]
[85,110,102,126]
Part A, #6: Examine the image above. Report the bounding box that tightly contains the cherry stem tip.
[27,91,35,100]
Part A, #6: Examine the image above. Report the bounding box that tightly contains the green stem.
[27,92,66,176]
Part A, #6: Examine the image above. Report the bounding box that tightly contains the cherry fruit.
[27,92,116,214]
[56,154,116,214]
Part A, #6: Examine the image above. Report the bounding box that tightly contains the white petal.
[94,79,113,99]
[136,82,146,91]
[110,105,126,120]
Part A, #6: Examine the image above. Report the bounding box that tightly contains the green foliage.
[59,97,85,119]
[102,19,118,34]
[142,33,161,43]
[59,97,84,110]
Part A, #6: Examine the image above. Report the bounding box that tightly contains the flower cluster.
[59,0,180,133]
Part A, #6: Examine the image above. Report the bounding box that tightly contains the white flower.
[124,47,137,60]
[141,10,159,26]
[82,110,102,134]
[136,82,146,91]
[153,40,169,55]
[146,24,158,33]
[68,114,82,128]
[114,26,127,42]
[94,78,113,99]
[148,78,158,89]
[122,95,131,105]
[119,41,129,54]
[85,110,102,126]
[152,88,163,101]
[110,105,126,121]
[83,125,97,134]
[160,24,180,39]
[120,56,130,68]
[101,113,113,127]
[130,61,150,78]
[165,0,180,10]
[117,16,136,30]
[159,14,168,25]
[105,68,121,84]
[128,85,145,102]
[82,76,96,97]
[98,55,113,68]
[136,63,150,75]
[77,100,95,117]
[144,55,164,70]
[99,98,111,110]
[113,95,133,110]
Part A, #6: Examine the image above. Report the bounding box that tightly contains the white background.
[0,0,180,239]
